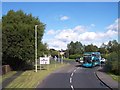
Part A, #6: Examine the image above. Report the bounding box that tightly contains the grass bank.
[63,58,74,61]
[5,62,68,88]
[108,73,120,82]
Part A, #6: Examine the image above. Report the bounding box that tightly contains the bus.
[82,52,101,67]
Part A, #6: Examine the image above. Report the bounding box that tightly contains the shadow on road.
[75,64,82,67]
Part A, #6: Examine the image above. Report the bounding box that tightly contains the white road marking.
[77,67,80,69]
[74,69,76,72]
[71,85,74,90]
[70,77,72,83]
[71,73,74,77]
[69,68,79,90]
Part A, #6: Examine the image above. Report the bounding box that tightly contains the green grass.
[6,63,69,88]
[108,73,120,82]
[63,58,74,61]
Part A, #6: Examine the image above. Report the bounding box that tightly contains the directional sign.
[40,57,50,64]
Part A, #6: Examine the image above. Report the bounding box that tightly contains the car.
[75,57,80,62]
[100,58,106,64]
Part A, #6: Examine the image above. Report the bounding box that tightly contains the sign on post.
[40,57,50,64]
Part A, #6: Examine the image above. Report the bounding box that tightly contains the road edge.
[95,69,113,90]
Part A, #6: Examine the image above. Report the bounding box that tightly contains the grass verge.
[108,73,120,82]
[5,62,69,88]
[63,58,74,61]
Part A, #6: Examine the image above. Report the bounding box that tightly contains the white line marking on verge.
[70,77,72,83]
[71,85,74,90]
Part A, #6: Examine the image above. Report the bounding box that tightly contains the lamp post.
[35,25,38,72]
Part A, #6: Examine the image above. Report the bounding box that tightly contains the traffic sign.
[40,57,50,64]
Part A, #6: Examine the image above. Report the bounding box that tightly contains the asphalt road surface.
[37,60,109,90]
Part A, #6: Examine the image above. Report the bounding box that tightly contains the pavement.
[2,71,23,88]
[95,66,119,90]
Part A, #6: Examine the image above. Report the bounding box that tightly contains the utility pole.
[35,25,38,72]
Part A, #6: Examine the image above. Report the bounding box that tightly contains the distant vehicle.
[75,57,80,62]
[100,58,106,64]
[82,52,101,68]
[75,57,83,63]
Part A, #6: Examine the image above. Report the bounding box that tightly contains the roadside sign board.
[40,57,50,64]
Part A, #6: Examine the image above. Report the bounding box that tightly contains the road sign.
[40,57,50,64]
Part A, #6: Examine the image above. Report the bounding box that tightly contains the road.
[37,60,109,90]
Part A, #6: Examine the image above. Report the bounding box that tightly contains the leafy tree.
[84,44,98,52]
[65,41,84,57]
[67,41,84,57]
[99,48,108,54]
[107,40,118,53]
[49,49,58,58]
[104,40,119,75]
[2,10,45,70]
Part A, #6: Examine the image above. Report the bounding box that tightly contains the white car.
[100,58,106,64]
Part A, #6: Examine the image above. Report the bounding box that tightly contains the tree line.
[64,40,119,59]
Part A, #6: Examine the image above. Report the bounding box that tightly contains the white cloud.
[47,29,55,35]
[47,39,67,50]
[43,19,118,50]
[60,16,69,21]
[106,19,118,37]
[73,25,86,33]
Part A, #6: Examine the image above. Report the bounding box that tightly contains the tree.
[49,49,58,58]
[66,41,84,58]
[67,41,84,55]
[84,44,98,52]
[2,10,45,70]
[107,40,118,53]
[99,48,108,54]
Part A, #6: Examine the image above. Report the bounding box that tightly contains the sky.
[2,2,118,50]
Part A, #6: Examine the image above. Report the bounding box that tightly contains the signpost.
[40,57,50,70]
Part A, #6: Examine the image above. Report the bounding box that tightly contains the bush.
[69,54,82,59]
[101,54,108,59]
[105,52,119,75]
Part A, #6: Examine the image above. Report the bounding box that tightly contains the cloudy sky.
[3,2,118,50]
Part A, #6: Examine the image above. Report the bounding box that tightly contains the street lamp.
[35,25,38,72]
